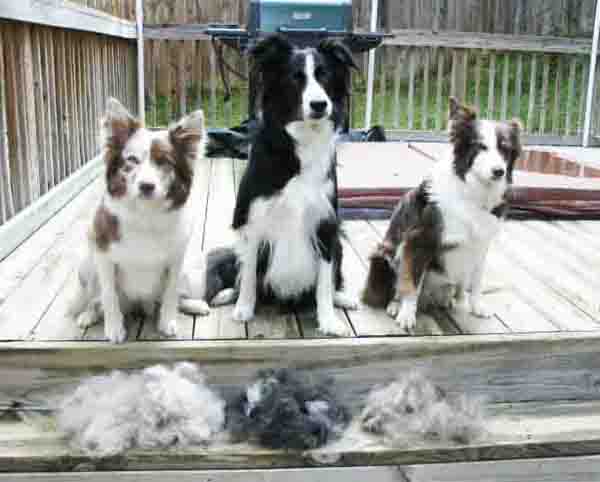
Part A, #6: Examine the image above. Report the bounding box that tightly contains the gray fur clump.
[227,368,350,450]
[360,372,485,444]
[57,362,225,456]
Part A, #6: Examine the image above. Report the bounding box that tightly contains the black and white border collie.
[362,98,522,333]
[200,35,359,336]
[69,99,208,343]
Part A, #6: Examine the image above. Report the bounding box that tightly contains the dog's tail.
[361,242,396,308]
[178,246,240,314]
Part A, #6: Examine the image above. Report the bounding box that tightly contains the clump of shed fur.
[227,368,350,450]
[360,371,485,444]
[57,362,225,456]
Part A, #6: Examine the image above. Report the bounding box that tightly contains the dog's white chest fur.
[103,199,191,301]
[241,123,336,299]
[428,159,502,289]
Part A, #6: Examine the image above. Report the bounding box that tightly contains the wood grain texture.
[384,30,595,54]
[4,397,600,471]
[0,0,137,39]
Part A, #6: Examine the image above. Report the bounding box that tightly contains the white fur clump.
[360,372,485,445]
[57,362,225,456]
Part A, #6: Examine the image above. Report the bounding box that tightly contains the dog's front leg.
[387,240,426,334]
[468,247,492,318]
[158,257,184,337]
[95,254,126,343]
[316,260,353,336]
[233,240,257,322]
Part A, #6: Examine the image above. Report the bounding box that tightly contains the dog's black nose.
[310,101,327,114]
[139,182,156,196]
[492,168,505,180]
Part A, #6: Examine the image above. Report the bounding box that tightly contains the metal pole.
[583,0,600,147]
[136,0,145,124]
[364,0,379,129]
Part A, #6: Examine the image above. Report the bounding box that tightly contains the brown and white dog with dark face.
[68,98,208,343]
[362,98,522,333]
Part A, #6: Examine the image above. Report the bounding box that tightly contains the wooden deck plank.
[487,238,600,331]
[555,220,600,250]
[347,220,454,336]
[0,177,101,308]
[501,223,600,321]
[479,253,561,333]
[0,181,106,340]
[575,221,600,236]
[5,398,600,471]
[194,158,245,340]
[28,271,86,341]
[505,222,600,291]
[369,220,511,335]
[522,220,600,267]
[2,458,600,482]
[246,306,300,340]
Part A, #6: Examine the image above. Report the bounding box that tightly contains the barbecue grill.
[203,0,389,157]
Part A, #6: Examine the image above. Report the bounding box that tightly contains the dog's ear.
[250,35,293,73]
[169,109,206,161]
[449,97,477,122]
[317,40,358,71]
[101,98,141,153]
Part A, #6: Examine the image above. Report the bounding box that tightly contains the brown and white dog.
[68,99,208,343]
[362,98,522,333]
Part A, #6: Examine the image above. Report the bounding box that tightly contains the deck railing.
[375,30,598,144]
[142,20,600,148]
[0,2,138,230]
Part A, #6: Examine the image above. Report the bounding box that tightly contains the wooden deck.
[1,155,599,342]
[1,147,600,479]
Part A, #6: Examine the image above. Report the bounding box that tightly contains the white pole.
[136,0,145,124]
[583,0,600,147]
[364,0,379,129]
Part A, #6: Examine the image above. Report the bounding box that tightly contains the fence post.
[364,0,379,129]
[583,0,600,147]
[136,0,145,123]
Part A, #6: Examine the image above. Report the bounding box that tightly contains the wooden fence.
[0,3,137,231]
[376,31,599,144]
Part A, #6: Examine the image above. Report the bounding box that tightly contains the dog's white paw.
[395,303,417,333]
[470,299,493,318]
[318,313,353,337]
[105,317,127,344]
[179,298,211,316]
[212,288,238,307]
[386,300,401,318]
[334,291,359,310]
[76,310,98,328]
[233,301,255,323]
[158,319,178,338]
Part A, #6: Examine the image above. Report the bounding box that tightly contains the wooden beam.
[384,29,595,55]
[4,399,600,471]
[0,155,102,262]
[135,0,144,120]
[143,24,210,41]
[0,1,136,39]
[2,458,600,482]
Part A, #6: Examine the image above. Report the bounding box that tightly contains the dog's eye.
[477,143,488,152]
[314,66,328,80]
[292,71,305,82]
[126,155,140,164]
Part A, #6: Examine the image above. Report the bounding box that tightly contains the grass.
[146,52,589,137]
